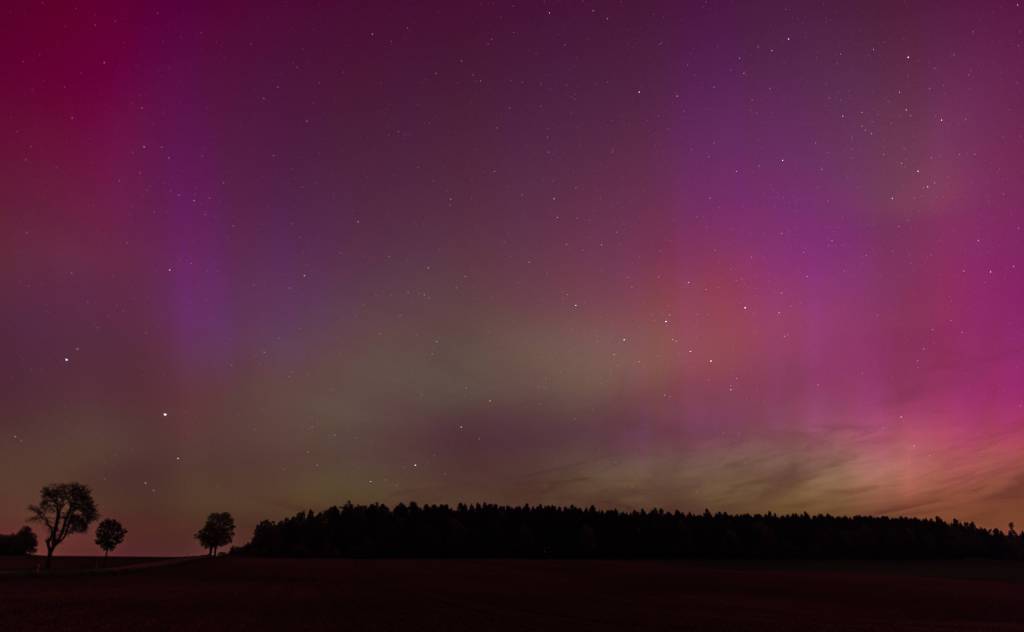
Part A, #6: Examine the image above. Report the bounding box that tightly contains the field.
[0,556,174,573]
[2,557,1024,630]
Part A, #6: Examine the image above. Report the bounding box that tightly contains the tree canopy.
[27,482,99,568]
[95,518,128,557]
[195,512,235,556]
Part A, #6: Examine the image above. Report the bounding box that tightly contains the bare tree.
[95,518,127,564]
[195,512,235,556]
[27,483,99,569]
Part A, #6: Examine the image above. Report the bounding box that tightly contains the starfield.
[3,2,1023,630]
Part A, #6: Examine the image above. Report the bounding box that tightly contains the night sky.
[3,2,1024,556]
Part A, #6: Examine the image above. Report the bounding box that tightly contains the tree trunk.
[45,544,54,570]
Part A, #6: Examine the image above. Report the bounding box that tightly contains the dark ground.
[0,556,172,573]
[2,557,1023,631]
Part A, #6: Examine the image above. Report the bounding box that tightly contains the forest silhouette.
[236,502,1024,560]
[5,485,1023,561]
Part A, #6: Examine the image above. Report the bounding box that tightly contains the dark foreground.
[0,556,174,573]
[2,557,1024,631]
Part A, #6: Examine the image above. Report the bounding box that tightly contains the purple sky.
[3,1,1024,555]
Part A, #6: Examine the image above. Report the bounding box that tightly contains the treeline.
[235,502,1024,559]
[0,527,38,556]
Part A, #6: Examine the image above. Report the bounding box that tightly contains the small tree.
[195,512,235,556]
[27,482,99,569]
[95,519,127,562]
[17,526,39,555]
[0,527,38,556]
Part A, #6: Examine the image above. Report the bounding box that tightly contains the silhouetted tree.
[27,483,99,569]
[95,518,127,562]
[0,527,38,556]
[234,502,1024,561]
[195,512,235,556]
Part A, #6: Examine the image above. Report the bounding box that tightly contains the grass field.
[2,557,1023,630]
[0,556,175,573]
